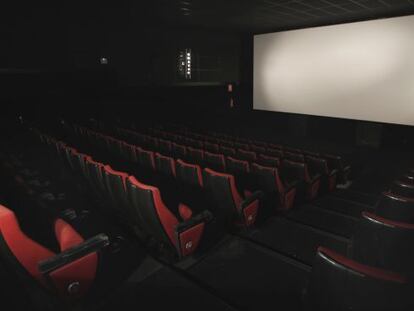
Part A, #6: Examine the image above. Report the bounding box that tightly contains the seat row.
[89,126,331,210]
[133,123,351,184]
[38,130,216,260]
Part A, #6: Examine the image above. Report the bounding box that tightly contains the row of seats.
[96,126,327,211]
[376,168,414,223]
[116,125,340,193]
[72,124,414,273]
[131,123,351,184]
[72,125,264,226]
[38,131,213,261]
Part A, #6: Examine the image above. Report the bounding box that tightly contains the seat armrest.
[239,191,264,227]
[241,190,264,207]
[175,211,212,257]
[176,210,213,232]
[38,234,109,275]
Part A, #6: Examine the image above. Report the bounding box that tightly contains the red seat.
[155,153,176,178]
[236,149,257,162]
[203,168,263,227]
[126,177,209,258]
[251,163,296,211]
[0,204,107,300]
[204,152,226,172]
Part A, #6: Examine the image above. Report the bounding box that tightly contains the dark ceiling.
[147,0,414,33]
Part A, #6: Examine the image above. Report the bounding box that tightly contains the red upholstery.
[0,205,54,286]
[0,205,98,298]
[85,156,104,167]
[318,247,406,284]
[243,200,259,227]
[179,204,193,221]
[178,223,205,257]
[52,220,98,298]
[54,219,84,251]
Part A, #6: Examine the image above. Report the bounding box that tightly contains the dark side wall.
[2,2,242,111]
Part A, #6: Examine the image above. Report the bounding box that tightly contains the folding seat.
[322,154,351,184]
[234,142,249,150]
[0,204,108,302]
[163,132,175,141]
[306,247,410,311]
[55,141,67,161]
[226,157,250,175]
[401,173,414,185]
[187,147,204,164]
[158,139,172,155]
[172,143,187,160]
[72,150,90,179]
[254,141,268,148]
[376,192,414,223]
[132,132,146,146]
[202,168,262,227]
[93,134,106,152]
[251,163,296,211]
[219,139,234,148]
[257,154,280,168]
[103,165,130,217]
[268,143,283,150]
[84,156,106,194]
[155,153,176,178]
[176,160,203,188]
[226,157,253,191]
[306,156,337,192]
[303,150,320,157]
[126,176,211,258]
[266,148,284,158]
[146,137,159,150]
[236,149,257,162]
[284,151,305,163]
[390,180,414,197]
[204,142,219,153]
[285,147,302,154]
[124,144,138,163]
[136,148,156,171]
[107,137,123,159]
[86,130,98,149]
[63,146,79,171]
[350,211,414,278]
[185,138,202,149]
[250,144,266,154]
[220,145,236,157]
[119,142,131,162]
[281,160,321,201]
[175,135,186,145]
[204,152,226,172]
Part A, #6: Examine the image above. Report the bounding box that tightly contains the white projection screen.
[254,15,414,126]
